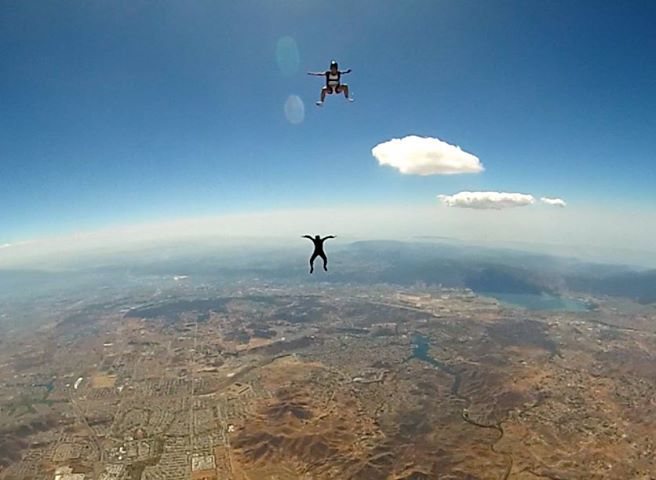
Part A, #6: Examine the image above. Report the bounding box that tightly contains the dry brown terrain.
[1,289,655,479]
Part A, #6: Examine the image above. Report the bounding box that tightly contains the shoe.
[315,101,324,107]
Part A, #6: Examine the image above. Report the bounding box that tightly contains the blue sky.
[1,0,655,243]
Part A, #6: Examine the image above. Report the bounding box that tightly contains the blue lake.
[482,292,591,312]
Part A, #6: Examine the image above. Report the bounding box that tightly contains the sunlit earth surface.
[1,246,655,480]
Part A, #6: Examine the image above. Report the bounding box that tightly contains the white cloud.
[438,191,536,210]
[372,135,484,175]
[541,197,567,207]
[0,240,35,250]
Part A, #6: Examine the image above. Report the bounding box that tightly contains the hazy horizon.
[2,203,655,270]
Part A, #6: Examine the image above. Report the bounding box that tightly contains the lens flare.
[276,36,300,76]
[284,95,305,124]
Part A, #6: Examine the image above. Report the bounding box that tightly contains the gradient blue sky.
[1,0,655,243]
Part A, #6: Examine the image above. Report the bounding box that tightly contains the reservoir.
[482,292,591,312]
[411,334,461,395]
[411,334,441,367]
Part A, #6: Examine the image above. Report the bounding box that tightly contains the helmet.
[330,60,338,69]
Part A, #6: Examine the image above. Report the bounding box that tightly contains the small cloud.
[541,197,567,208]
[372,135,484,175]
[0,240,35,250]
[438,191,536,210]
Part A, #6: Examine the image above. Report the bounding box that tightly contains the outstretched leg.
[319,252,328,271]
[339,84,353,102]
[317,87,326,106]
[309,252,319,274]
[316,87,329,106]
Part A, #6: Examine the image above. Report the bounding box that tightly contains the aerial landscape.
[2,1,656,479]
[1,242,655,480]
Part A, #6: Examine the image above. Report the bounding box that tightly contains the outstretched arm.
[307,71,325,76]
[340,69,352,74]
[321,235,336,241]
[301,235,314,240]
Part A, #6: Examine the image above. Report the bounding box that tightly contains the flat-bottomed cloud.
[372,135,484,175]
[438,191,536,209]
[541,197,567,207]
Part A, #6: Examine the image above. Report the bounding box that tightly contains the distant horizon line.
[1,205,655,269]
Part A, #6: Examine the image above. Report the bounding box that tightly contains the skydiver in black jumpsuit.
[307,60,353,106]
[302,235,336,273]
